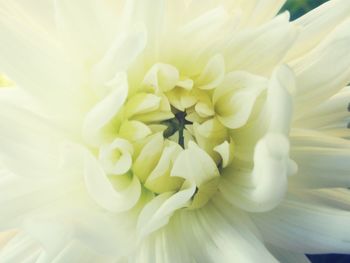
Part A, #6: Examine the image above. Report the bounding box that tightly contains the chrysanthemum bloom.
[1,0,350,262]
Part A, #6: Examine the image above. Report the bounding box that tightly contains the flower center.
[162,110,192,148]
[83,57,243,216]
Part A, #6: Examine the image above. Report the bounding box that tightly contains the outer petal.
[220,133,290,212]
[289,129,350,188]
[54,0,121,64]
[294,86,350,139]
[223,13,298,75]
[286,0,350,61]
[253,192,350,254]
[0,4,85,115]
[0,91,67,178]
[292,18,350,117]
[133,198,278,263]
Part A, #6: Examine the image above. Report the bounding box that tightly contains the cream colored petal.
[223,13,298,75]
[244,0,286,27]
[286,0,350,61]
[220,133,290,212]
[82,73,128,146]
[133,133,164,183]
[84,150,141,213]
[292,18,350,117]
[0,99,66,178]
[55,0,121,64]
[119,120,152,141]
[135,198,279,263]
[144,142,184,194]
[195,54,225,90]
[265,65,295,134]
[214,139,235,168]
[294,86,350,138]
[229,65,294,155]
[0,232,41,263]
[126,93,161,118]
[289,129,350,189]
[253,194,350,253]
[91,30,147,92]
[137,184,196,237]
[143,63,179,92]
[99,138,133,176]
[171,141,220,186]
[214,71,266,129]
[0,4,84,114]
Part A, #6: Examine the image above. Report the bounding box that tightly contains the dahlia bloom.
[1,0,350,262]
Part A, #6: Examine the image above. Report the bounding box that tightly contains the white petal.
[137,184,196,237]
[84,150,141,213]
[220,133,290,212]
[0,4,84,114]
[292,18,350,117]
[253,193,350,253]
[289,129,350,188]
[136,198,278,263]
[171,141,220,186]
[82,73,128,146]
[0,98,66,178]
[294,86,350,138]
[213,71,266,129]
[286,0,350,61]
[143,63,179,92]
[224,13,298,75]
[54,0,120,64]
[195,54,225,90]
[265,65,295,134]
[243,0,286,27]
[0,232,41,263]
[91,30,147,91]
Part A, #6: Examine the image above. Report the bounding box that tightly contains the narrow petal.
[54,0,120,64]
[286,0,350,61]
[253,193,350,253]
[0,96,66,178]
[294,86,350,139]
[0,4,85,114]
[289,129,350,188]
[292,18,350,117]
[223,13,298,75]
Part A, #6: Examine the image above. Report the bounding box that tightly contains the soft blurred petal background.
[284,0,348,262]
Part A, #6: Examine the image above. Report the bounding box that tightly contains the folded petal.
[82,73,128,146]
[220,133,290,212]
[84,150,141,213]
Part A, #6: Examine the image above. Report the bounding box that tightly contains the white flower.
[1,0,350,262]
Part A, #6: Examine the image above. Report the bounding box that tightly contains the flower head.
[1,0,350,262]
